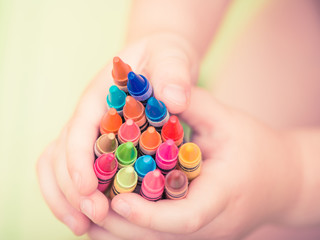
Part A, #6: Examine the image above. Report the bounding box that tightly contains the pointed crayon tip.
[119,119,141,142]
[162,115,184,141]
[118,166,137,187]
[127,71,147,94]
[161,140,178,159]
[100,108,123,134]
[140,126,161,149]
[107,85,126,109]
[97,133,118,153]
[144,169,165,191]
[180,143,201,163]
[112,56,132,84]
[117,141,136,162]
[135,155,156,177]
[146,97,166,121]
[167,170,187,189]
[97,153,116,172]
[123,96,144,119]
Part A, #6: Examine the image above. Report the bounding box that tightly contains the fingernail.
[73,172,82,190]
[63,215,76,232]
[162,84,187,106]
[113,199,131,218]
[80,198,94,219]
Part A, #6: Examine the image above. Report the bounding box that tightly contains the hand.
[37,33,199,235]
[102,87,301,240]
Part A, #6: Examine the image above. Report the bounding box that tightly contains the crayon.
[110,166,138,199]
[138,126,161,157]
[94,133,118,157]
[123,96,148,132]
[100,108,123,135]
[165,170,188,200]
[112,56,132,92]
[134,155,156,184]
[140,169,165,201]
[155,139,179,175]
[116,141,138,169]
[93,153,118,192]
[178,143,202,181]
[106,85,126,116]
[161,115,184,147]
[127,71,153,106]
[145,97,169,132]
[118,119,141,146]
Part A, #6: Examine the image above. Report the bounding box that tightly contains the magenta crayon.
[155,139,179,175]
[118,119,141,146]
[93,153,118,192]
[140,169,165,201]
[161,115,184,147]
[165,170,188,200]
[94,133,118,157]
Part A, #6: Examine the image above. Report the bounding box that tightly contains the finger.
[143,33,199,114]
[88,224,121,240]
[37,143,90,235]
[111,160,229,234]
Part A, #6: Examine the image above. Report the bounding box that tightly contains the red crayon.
[161,115,184,147]
[112,56,132,92]
[118,119,141,146]
[165,170,188,200]
[100,108,123,135]
[93,153,118,192]
[123,96,148,132]
[140,169,165,201]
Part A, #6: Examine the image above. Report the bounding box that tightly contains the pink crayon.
[140,169,165,201]
[118,119,141,146]
[93,153,118,192]
[155,139,179,175]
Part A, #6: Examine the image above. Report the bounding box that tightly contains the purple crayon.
[155,139,179,175]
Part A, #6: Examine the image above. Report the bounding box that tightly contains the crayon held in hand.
[155,139,179,175]
[139,126,162,157]
[123,96,148,132]
[94,133,118,157]
[134,155,156,184]
[106,85,126,116]
[118,119,141,146]
[100,108,123,135]
[145,97,169,132]
[140,169,165,201]
[116,142,138,169]
[112,56,132,92]
[178,142,202,181]
[161,115,184,147]
[94,153,118,192]
[110,166,138,199]
[165,170,188,200]
[127,71,153,106]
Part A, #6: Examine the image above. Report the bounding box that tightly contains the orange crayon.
[112,56,132,92]
[100,108,123,135]
[139,126,161,157]
[123,96,148,132]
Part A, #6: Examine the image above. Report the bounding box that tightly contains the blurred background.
[0,0,261,239]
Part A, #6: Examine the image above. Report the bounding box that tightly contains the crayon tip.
[97,153,116,172]
[146,97,166,121]
[112,56,132,83]
[123,96,144,118]
[162,140,178,159]
[167,170,187,189]
[117,142,137,164]
[97,133,117,153]
[127,72,147,94]
[180,143,201,163]
[135,155,156,177]
[119,119,141,141]
[100,108,123,134]
[107,85,126,109]
[118,166,137,187]
[162,115,184,141]
[140,126,161,149]
[145,169,165,191]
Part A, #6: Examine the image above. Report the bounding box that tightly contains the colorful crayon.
[112,56,132,92]
[115,141,138,169]
[106,85,126,116]
[127,72,153,106]
[165,170,188,200]
[140,169,165,201]
[94,153,118,192]
[134,155,156,184]
[138,126,161,157]
[145,97,169,132]
[161,115,184,147]
[123,96,148,132]
[118,119,141,146]
[155,139,179,175]
[94,133,118,157]
[100,108,123,135]
[110,166,138,199]
[178,143,202,181]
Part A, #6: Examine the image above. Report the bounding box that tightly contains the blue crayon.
[134,155,156,193]
[107,85,126,116]
[145,97,170,132]
[127,72,153,106]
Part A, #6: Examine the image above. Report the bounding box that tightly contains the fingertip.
[71,170,98,196]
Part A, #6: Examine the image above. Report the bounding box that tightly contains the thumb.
[143,34,199,114]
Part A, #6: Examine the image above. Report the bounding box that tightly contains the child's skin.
[37,0,320,239]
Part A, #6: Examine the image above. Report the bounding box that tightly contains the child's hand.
[101,87,301,239]
[36,33,199,235]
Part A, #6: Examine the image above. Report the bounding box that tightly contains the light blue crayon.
[107,85,126,116]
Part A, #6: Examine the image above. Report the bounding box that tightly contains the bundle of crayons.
[93,57,202,201]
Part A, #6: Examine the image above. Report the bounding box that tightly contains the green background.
[0,0,263,239]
